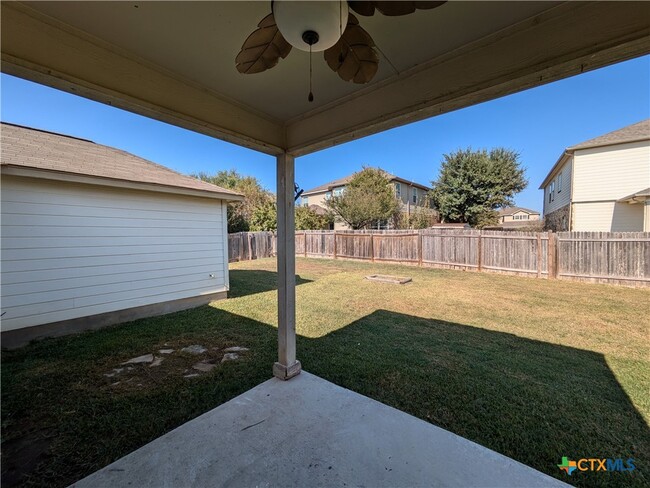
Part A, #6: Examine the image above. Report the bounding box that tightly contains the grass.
[2,257,649,487]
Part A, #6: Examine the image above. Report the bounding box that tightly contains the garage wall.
[1,175,228,332]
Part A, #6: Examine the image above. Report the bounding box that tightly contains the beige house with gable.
[540,119,650,232]
[497,207,541,228]
[301,169,436,230]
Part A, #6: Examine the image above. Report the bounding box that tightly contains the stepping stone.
[192,361,216,373]
[150,357,164,367]
[159,349,175,355]
[221,353,239,363]
[181,345,207,355]
[104,367,126,378]
[223,346,249,353]
[122,354,154,365]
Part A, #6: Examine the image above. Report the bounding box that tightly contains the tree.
[296,206,332,230]
[325,168,401,229]
[430,148,527,228]
[194,170,273,232]
[250,200,277,231]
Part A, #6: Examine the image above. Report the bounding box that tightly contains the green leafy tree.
[430,148,527,228]
[194,170,273,232]
[296,206,332,230]
[325,167,401,229]
[250,200,277,231]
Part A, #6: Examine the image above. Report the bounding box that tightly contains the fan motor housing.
[273,0,348,52]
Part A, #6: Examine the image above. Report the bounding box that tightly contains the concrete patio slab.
[72,372,568,487]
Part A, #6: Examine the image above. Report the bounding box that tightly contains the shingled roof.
[497,206,540,216]
[540,119,650,189]
[569,119,650,150]
[303,168,430,195]
[0,123,243,200]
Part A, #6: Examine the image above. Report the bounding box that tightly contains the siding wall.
[1,176,228,332]
[572,201,644,231]
[543,157,573,215]
[573,140,650,202]
[571,140,650,231]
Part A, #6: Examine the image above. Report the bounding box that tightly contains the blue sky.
[1,55,648,212]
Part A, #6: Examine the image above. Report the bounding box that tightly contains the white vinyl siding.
[572,201,644,231]
[1,176,228,332]
[543,158,572,215]
[572,140,650,202]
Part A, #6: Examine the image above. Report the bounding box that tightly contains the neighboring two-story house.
[540,119,650,232]
[497,207,541,228]
[301,169,436,230]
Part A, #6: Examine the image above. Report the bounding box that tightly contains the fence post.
[370,232,375,262]
[477,231,483,272]
[536,233,542,278]
[418,230,423,267]
[333,231,337,259]
[304,233,307,257]
[548,232,557,279]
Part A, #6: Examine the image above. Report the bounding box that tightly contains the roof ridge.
[1,121,95,144]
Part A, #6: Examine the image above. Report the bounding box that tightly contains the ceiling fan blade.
[235,14,292,74]
[348,1,445,17]
[324,14,379,84]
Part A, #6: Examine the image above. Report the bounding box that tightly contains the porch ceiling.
[2,1,649,156]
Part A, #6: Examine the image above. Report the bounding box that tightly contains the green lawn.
[2,257,649,487]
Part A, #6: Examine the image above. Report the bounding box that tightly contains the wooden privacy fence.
[229,230,649,287]
[228,231,276,262]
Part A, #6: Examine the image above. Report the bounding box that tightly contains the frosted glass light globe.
[273,1,349,52]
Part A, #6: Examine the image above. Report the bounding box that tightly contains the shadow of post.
[299,310,650,487]
[227,269,312,298]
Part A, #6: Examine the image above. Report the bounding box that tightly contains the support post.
[418,231,423,267]
[333,231,337,259]
[370,233,375,262]
[273,153,301,380]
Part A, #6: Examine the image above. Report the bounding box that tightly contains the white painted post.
[273,153,301,380]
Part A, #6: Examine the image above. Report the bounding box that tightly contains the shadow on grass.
[227,269,312,298]
[2,308,648,488]
[302,310,650,488]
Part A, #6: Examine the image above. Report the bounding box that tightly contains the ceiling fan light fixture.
[272,0,348,52]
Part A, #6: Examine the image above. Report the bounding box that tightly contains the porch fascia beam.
[285,2,650,156]
[0,3,286,156]
[273,152,301,380]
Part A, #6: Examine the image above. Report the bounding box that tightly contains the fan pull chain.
[308,44,314,102]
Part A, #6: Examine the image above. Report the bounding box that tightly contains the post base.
[273,360,302,380]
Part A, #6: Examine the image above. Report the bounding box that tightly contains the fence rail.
[228,230,649,287]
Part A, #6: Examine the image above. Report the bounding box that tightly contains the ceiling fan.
[235,1,446,93]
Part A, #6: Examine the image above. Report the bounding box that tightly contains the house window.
[325,191,332,200]
[395,183,401,197]
[369,220,387,230]
[333,187,344,196]
[548,182,555,203]
[557,171,562,193]
[412,189,417,204]
[302,196,308,206]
